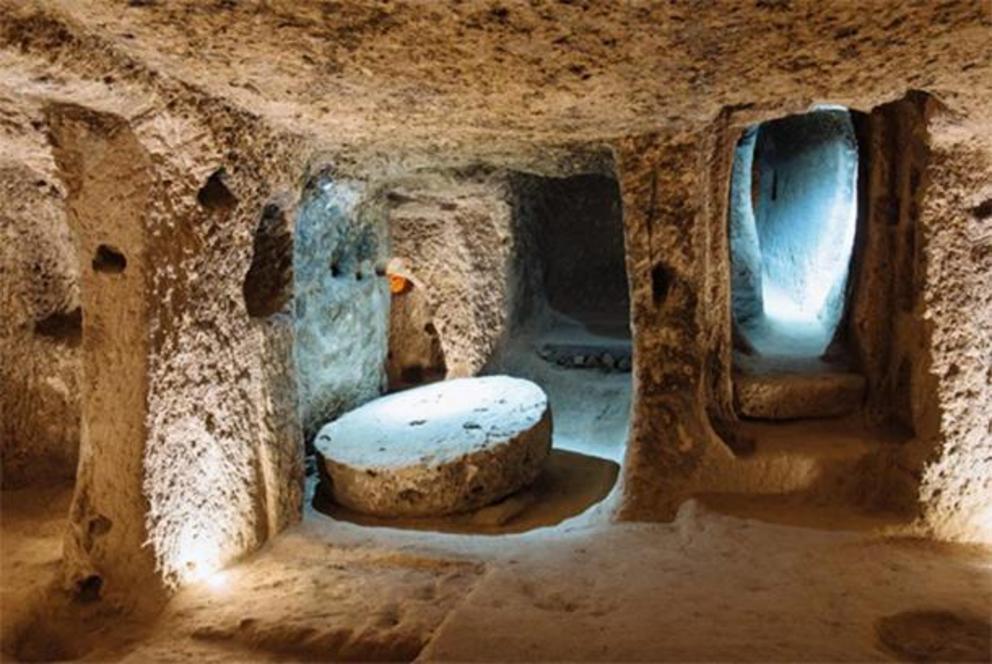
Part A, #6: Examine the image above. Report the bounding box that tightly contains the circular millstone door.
[315,375,552,518]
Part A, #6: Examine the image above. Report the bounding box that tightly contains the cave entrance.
[529,173,631,345]
[498,172,631,464]
[729,107,867,420]
[731,107,859,359]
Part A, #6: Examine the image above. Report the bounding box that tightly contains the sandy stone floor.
[2,479,990,662]
[0,485,73,648]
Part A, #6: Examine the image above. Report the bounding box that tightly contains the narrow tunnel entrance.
[471,170,631,529]
[729,107,867,421]
[498,171,631,463]
[708,97,932,524]
[529,173,631,344]
[730,107,859,359]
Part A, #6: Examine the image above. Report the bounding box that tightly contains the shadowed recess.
[243,202,293,319]
[197,169,238,211]
[91,244,126,273]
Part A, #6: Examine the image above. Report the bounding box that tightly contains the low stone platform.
[735,371,866,420]
[315,375,552,517]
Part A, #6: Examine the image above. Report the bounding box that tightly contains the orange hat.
[389,273,412,295]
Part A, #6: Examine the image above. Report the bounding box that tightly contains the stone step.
[734,371,866,420]
[698,419,915,521]
[695,492,914,531]
[708,417,882,497]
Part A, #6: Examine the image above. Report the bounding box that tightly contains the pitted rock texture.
[912,123,992,543]
[5,0,989,159]
[43,96,310,593]
[0,0,990,607]
[386,174,517,379]
[0,120,80,488]
[315,376,552,517]
[294,175,389,442]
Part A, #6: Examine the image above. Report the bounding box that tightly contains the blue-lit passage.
[730,108,859,357]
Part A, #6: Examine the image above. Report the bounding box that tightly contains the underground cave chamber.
[300,171,632,532]
[7,6,992,659]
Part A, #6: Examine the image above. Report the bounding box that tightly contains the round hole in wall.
[197,168,238,211]
[92,244,127,273]
[87,515,112,537]
[76,574,103,602]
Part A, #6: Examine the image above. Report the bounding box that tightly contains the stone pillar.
[848,95,932,432]
[49,103,307,598]
[614,130,725,520]
[140,158,305,589]
[47,104,162,603]
[912,117,992,544]
[386,175,516,379]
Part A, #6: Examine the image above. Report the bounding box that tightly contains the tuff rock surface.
[0,1,989,606]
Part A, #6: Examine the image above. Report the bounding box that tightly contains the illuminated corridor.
[730,108,859,358]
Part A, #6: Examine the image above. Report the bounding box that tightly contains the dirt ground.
[2,478,989,662]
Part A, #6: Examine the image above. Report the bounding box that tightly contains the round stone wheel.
[314,375,552,518]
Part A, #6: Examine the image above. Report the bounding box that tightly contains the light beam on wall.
[175,523,225,586]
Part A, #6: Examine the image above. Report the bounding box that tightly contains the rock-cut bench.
[314,375,552,518]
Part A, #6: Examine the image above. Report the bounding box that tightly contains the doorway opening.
[498,171,631,464]
[730,107,860,361]
[315,170,630,533]
[729,107,868,421]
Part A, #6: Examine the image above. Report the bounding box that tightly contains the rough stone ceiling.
[1,1,991,164]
